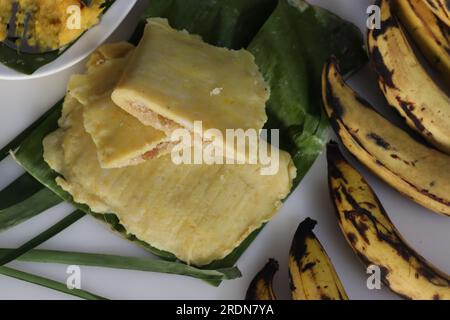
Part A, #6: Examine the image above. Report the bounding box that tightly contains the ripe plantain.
[368,0,450,154]
[322,58,450,216]
[424,0,450,27]
[327,142,450,300]
[394,0,450,86]
[245,259,278,300]
[289,218,348,300]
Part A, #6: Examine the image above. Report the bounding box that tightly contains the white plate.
[0,0,137,80]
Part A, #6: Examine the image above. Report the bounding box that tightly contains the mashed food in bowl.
[0,0,107,51]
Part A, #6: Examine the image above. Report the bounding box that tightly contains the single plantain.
[245,259,279,300]
[289,217,348,300]
[368,0,450,154]
[322,58,450,216]
[327,142,450,300]
[394,0,450,86]
[424,0,450,27]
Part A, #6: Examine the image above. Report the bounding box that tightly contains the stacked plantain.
[246,0,450,301]
[423,0,450,27]
[325,0,450,217]
[369,0,450,154]
[321,0,450,299]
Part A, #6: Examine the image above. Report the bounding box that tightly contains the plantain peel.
[424,0,450,27]
[327,142,450,300]
[394,0,450,87]
[245,259,279,300]
[289,218,348,300]
[322,59,450,216]
[368,0,450,154]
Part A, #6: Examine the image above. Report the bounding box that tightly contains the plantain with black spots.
[394,0,450,86]
[327,142,450,300]
[368,0,450,154]
[424,0,450,27]
[289,218,348,300]
[245,259,278,300]
[322,58,450,216]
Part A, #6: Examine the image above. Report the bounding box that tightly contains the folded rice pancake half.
[43,103,296,266]
[112,18,270,162]
[67,43,173,168]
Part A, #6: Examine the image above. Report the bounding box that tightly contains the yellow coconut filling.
[0,0,13,41]
[2,0,106,50]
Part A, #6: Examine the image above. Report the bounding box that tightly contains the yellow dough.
[112,18,270,161]
[43,102,295,266]
[67,43,171,168]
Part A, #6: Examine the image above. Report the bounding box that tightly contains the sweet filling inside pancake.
[66,42,174,168]
[111,18,270,162]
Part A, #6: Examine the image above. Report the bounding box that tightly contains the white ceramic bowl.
[0,0,137,80]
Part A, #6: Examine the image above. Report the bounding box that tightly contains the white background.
[0,0,449,300]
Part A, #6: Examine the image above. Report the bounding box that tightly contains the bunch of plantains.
[246,0,450,300]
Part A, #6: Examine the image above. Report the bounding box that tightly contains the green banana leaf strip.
[0,265,106,300]
[0,44,58,75]
[0,173,49,209]
[0,210,85,265]
[0,0,116,75]
[10,0,366,285]
[0,173,62,232]
[0,248,241,281]
[0,99,63,161]
[0,101,63,232]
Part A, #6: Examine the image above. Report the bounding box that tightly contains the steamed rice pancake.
[43,103,296,266]
[112,18,270,161]
[83,96,173,168]
[67,43,171,168]
[67,43,135,105]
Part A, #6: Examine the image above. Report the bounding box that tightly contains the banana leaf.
[0,248,241,281]
[142,0,278,49]
[0,266,106,300]
[10,0,366,286]
[0,100,63,161]
[249,0,367,186]
[0,101,63,232]
[0,0,116,75]
[0,210,85,265]
[0,173,62,232]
